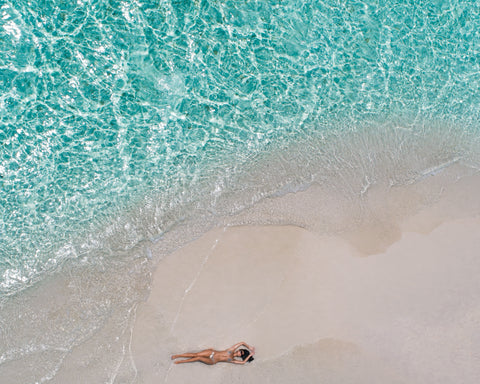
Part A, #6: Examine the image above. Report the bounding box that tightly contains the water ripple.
[1,0,480,294]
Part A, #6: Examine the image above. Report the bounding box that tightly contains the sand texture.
[130,211,480,383]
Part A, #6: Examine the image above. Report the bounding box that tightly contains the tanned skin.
[171,342,255,365]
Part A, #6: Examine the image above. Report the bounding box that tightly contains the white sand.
[130,173,480,383]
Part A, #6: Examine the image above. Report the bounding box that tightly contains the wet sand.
[130,170,480,384]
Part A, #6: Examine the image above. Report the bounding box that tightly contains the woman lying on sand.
[171,342,255,365]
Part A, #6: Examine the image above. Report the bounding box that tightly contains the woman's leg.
[174,357,201,364]
[171,353,197,360]
[172,348,213,359]
[174,356,214,365]
[171,349,215,365]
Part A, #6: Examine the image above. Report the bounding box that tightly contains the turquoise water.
[2,0,480,296]
[1,0,480,380]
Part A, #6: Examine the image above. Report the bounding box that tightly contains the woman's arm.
[232,359,248,364]
[229,342,252,351]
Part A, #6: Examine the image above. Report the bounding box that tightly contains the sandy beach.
[3,2,480,383]
[129,168,480,384]
[2,165,479,384]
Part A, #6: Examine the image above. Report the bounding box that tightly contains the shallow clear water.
[1,0,480,381]
[2,0,480,295]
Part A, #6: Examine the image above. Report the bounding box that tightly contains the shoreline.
[1,164,479,383]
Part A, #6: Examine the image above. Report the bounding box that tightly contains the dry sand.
[130,171,480,383]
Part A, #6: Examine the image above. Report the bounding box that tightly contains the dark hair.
[239,349,254,362]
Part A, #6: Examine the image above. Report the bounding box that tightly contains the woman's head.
[239,349,254,362]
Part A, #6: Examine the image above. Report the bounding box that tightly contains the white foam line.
[416,156,462,182]
[169,228,225,335]
[164,228,226,384]
[108,303,138,384]
[108,345,125,384]
[127,304,139,384]
[163,361,174,384]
